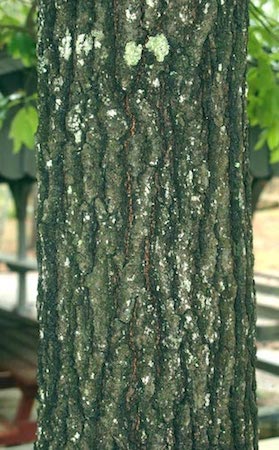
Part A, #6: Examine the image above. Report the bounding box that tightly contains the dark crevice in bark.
[226,4,257,449]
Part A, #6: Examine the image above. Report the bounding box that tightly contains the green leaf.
[267,126,279,150]
[7,31,36,67]
[248,2,279,165]
[270,146,279,163]
[9,106,38,153]
[255,129,268,150]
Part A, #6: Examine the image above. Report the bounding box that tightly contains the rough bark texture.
[36,1,257,449]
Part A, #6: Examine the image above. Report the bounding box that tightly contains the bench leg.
[15,385,37,422]
[0,386,37,446]
[0,421,37,446]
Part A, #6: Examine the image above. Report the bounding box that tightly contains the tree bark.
[36,1,257,449]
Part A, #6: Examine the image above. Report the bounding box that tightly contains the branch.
[0,1,37,40]
[25,0,37,34]
[250,3,279,43]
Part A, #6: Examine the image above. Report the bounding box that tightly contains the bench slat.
[2,328,38,351]
[0,350,36,386]
[0,309,38,388]
[257,349,279,376]
[0,253,37,272]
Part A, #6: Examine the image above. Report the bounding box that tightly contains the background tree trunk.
[36,1,257,449]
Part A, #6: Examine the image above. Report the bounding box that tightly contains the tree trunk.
[36,1,257,449]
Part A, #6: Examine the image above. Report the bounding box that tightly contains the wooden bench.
[0,253,37,314]
[257,349,279,377]
[0,253,37,273]
[257,317,279,341]
[0,308,38,446]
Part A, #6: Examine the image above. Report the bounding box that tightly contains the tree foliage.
[249,0,279,162]
[0,0,37,152]
[0,0,278,162]
[0,0,36,65]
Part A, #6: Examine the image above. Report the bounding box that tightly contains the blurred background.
[0,0,278,449]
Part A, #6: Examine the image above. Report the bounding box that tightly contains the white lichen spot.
[205,393,210,407]
[39,389,45,401]
[141,429,147,441]
[94,40,102,49]
[107,109,117,118]
[191,196,199,202]
[127,274,135,282]
[76,33,93,58]
[124,41,143,67]
[92,29,104,49]
[179,11,187,23]
[204,3,210,14]
[179,95,186,103]
[235,162,240,168]
[220,125,226,133]
[55,98,62,109]
[152,78,160,87]
[146,34,170,62]
[126,9,137,21]
[54,76,64,90]
[71,432,80,442]
[187,170,193,183]
[185,315,192,324]
[142,375,150,385]
[149,159,158,166]
[185,279,191,293]
[190,137,195,146]
[75,130,82,144]
[146,0,155,6]
[46,160,52,168]
[67,185,73,195]
[67,106,82,144]
[218,63,223,71]
[59,29,72,61]
[64,257,70,267]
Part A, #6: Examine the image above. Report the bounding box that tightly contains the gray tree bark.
[36,1,257,449]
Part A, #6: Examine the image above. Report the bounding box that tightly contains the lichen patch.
[124,41,143,66]
[146,34,170,62]
[59,29,72,61]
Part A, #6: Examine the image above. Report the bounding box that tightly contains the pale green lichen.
[146,34,170,62]
[124,41,143,66]
[92,29,104,49]
[76,34,93,56]
[59,29,72,60]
